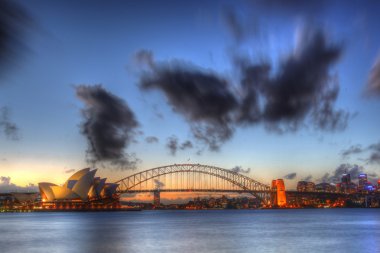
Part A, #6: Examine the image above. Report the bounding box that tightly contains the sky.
[0,0,380,194]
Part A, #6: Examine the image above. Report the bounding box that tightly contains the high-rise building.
[340,174,357,193]
[358,174,368,191]
[341,174,351,184]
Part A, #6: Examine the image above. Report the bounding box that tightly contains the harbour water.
[0,209,379,253]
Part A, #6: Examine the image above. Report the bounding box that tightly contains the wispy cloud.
[180,140,193,150]
[0,176,38,193]
[301,175,313,181]
[341,141,380,164]
[366,54,380,96]
[64,169,75,174]
[284,172,297,180]
[231,166,251,174]
[145,136,159,144]
[0,107,19,140]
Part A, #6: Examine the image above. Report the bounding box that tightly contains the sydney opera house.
[38,168,119,205]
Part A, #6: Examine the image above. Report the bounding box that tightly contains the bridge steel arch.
[115,164,272,205]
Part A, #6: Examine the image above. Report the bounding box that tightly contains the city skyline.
[1,0,380,194]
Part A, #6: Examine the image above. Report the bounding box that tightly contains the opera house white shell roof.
[38,168,118,202]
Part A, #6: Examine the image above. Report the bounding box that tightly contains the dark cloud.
[180,140,193,150]
[140,60,238,151]
[76,84,139,170]
[368,142,380,164]
[235,27,348,132]
[145,136,159,144]
[0,1,32,75]
[0,176,38,193]
[367,55,380,96]
[65,169,76,174]
[302,175,313,181]
[138,25,349,150]
[236,63,269,125]
[0,106,19,140]
[341,145,364,158]
[166,136,178,156]
[284,172,297,180]
[319,164,378,184]
[166,136,193,155]
[258,29,346,131]
[368,152,380,164]
[231,166,251,174]
[154,179,165,189]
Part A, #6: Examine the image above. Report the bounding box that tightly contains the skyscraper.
[340,174,357,193]
[341,174,351,184]
[358,174,367,191]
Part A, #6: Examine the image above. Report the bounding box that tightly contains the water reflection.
[0,209,379,253]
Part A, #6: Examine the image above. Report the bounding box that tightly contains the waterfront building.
[38,168,118,203]
[315,183,336,193]
[297,181,316,192]
[297,181,307,192]
[341,182,357,194]
[306,182,316,192]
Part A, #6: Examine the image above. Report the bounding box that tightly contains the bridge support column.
[271,179,287,207]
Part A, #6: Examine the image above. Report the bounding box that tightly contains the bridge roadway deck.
[120,189,345,195]
[119,189,271,194]
[119,189,379,198]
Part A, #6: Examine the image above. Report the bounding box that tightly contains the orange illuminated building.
[271,179,287,207]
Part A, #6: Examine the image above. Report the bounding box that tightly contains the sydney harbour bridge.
[115,164,279,206]
[5,164,377,210]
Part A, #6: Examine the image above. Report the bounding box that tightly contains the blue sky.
[0,0,379,190]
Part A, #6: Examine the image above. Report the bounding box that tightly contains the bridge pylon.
[271,179,287,207]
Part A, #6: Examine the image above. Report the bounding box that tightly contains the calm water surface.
[0,209,379,253]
